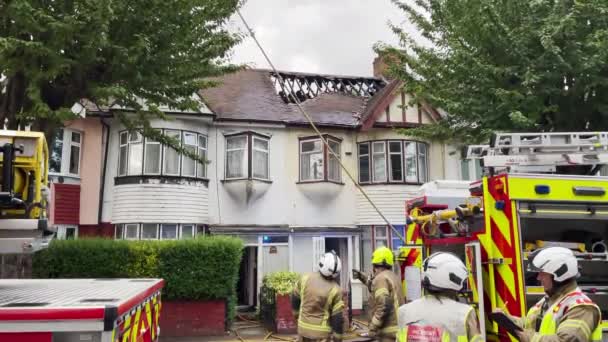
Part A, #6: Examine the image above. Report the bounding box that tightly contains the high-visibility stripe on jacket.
[368,269,405,338]
[524,287,602,341]
[293,272,344,340]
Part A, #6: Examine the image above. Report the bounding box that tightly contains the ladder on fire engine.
[465,131,608,174]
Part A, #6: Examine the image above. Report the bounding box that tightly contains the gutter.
[98,118,110,225]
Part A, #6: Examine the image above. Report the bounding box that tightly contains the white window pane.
[69,145,80,175]
[182,145,196,177]
[375,240,387,248]
[253,150,269,179]
[164,147,180,175]
[373,142,385,153]
[128,143,143,175]
[197,148,207,178]
[142,224,158,239]
[373,154,386,182]
[405,142,418,182]
[227,136,246,149]
[119,132,128,145]
[184,133,197,145]
[301,140,321,153]
[161,224,178,240]
[226,150,246,178]
[144,143,161,174]
[375,226,388,238]
[49,129,63,173]
[328,140,340,182]
[129,132,142,143]
[254,137,268,151]
[198,135,207,148]
[71,131,81,144]
[115,225,124,240]
[418,143,427,183]
[125,224,139,240]
[301,152,323,181]
[119,146,128,176]
[181,225,195,239]
[372,142,386,182]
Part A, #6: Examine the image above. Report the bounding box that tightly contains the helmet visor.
[526,249,544,273]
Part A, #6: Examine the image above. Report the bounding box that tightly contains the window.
[118,129,207,179]
[141,224,159,240]
[358,140,429,184]
[49,128,82,176]
[181,224,195,239]
[460,159,483,181]
[225,133,270,180]
[124,224,139,240]
[115,223,197,240]
[391,226,406,249]
[372,142,387,182]
[299,136,341,183]
[373,226,389,248]
[161,224,178,240]
[358,144,370,183]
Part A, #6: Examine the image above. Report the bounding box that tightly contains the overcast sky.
[228,0,413,77]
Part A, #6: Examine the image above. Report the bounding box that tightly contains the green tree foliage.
[0,0,243,157]
[379,0,608,144]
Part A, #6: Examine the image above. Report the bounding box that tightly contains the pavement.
[159,313,371,342]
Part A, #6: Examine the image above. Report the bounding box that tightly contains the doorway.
[325,237,349,290]
[237,246,258,309]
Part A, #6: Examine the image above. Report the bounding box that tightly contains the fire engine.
[398,131,608,341]
[0,128,165,342]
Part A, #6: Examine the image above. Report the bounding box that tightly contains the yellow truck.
[0,129,52,254]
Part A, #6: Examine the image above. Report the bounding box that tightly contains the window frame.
[49,128,83,177]
[298,134,342,184]
[358,139,429,185]
[117,129,208,179]
[224,132,271,181]
[114,223,198,240]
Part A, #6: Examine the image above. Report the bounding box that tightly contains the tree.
[378,0,608,144]
[1,0,243,156]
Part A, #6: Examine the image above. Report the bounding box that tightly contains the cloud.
[229,0,414,77]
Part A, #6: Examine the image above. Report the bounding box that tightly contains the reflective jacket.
[397,295,483,342]
[521,282,601,342]
[368,269,405,338]
[292,272,345,340]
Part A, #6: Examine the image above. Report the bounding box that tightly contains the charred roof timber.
[270,71,385,104]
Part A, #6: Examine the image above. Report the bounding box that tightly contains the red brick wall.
[52,183,80,224]
[160,300,226,336]
[79,222,114,238]
[275,294,297,334]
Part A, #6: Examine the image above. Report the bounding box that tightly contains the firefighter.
[494,246,602,341]
[353,246,404,341]
[396,252,483,342]
[292,251,345,342]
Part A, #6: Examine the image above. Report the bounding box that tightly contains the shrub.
[32,236,243,322]
[262,271,300,295]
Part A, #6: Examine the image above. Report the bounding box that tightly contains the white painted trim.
[288,234,294,272]
[0,320,104,332]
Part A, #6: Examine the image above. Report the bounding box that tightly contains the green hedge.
[33,237,243,322]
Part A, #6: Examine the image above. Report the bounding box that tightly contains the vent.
[2,302,49,307]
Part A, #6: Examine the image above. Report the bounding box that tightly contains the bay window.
[118,129,207,179]
[299,135,341,183]
[225,132,270,180]
[358,140,428,184]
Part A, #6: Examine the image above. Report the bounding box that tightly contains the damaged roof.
[199,69,385,128]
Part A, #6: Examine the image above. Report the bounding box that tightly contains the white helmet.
[319,252,341,278]
[422,252,468,292]
[527,247,579,282]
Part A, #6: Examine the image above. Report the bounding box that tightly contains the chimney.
[372,52,399,80]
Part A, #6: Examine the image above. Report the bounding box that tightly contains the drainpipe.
[98,118,110,227]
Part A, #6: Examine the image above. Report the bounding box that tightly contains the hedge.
[33,236,243,322]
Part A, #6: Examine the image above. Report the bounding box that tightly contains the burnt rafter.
[270,71,385,104]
